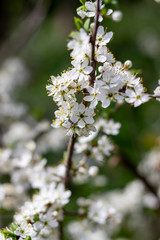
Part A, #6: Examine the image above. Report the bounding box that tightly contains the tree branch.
[149,94,160,99]
[64,134,76,189]
[121,152,160,207]
[58,221,64,240]
[89,0,100,87]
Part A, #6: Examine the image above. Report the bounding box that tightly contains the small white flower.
[85,1,104,22]
[14,221,35,238]
[96,26,113,46]
[154,84,160,102]
[70,104,95,128]
[125,84,149,107]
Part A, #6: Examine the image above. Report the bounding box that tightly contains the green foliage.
[11,223,18,232]
[79,0,86,4]
[33,214,39,222]
[84,18,91,32]
[103,0,119,9]
[1,230,16,240]
[74,17,83,30]
[26,236,32,240]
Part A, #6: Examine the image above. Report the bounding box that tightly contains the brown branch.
[64,134,76,189]
[0,0,51,63]
[64,210,86,217]
[121,152,160,207]
[58,221,64,240]
[89,0,100,87]
[149,94,160,99]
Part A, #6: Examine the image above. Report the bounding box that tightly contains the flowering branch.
[64,134,77,189]
[89,0,100,87]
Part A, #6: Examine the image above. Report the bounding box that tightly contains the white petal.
[98,15,103,22]
[84,95,94,102]
[70,115,79,123]
[97,55,106,62]
[102,99,110,108]
[84,116,94,124]
[84,66,93,74]
[85,2,95,11]
[134,99,142,107]
[78,119,85,128]
[90,99,98,108]
[97,26,104,36]
[79,104,85,113]
[86,12,95,17]
[104,32,113,43]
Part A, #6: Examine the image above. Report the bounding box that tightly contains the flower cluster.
[0,183,71,240]
[46,0,153,138]
[75,118,121,162]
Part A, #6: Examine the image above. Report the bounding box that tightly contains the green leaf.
[33,214,39,222]
[11,223,18,232]
[25,236,32,240]
[1,230,16,239]
[69,31,79,38]
[79,0,86,4]
[103,0,111,3]
[84,18,91,32]
[101,7,107,15]
[74,17,83,30]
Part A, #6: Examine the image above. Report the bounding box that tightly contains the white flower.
[67,29,91,61]
[154,84,160,102]
[70,104,95,128]
[53,183,71,207]
[83,83,101,108]
[0,233,5,240]
[125,84,149,107]
[88,201,108,224]
[14,221,35,238]
[39,210,58,229]
[103,119,121,135]
[98,87,123,108]
[85,1,104,22]
[96,26,113,46]
[98,135,114,157]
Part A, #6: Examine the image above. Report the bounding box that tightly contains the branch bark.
[64,134,76,189]
[121,152,160,207]
[89,0,100,87]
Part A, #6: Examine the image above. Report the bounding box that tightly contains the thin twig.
[64,210,86,217]
[149,94,160,99]
[64,134,76,189]
[58,221,64,240]
[121,152,160,207]
[89,0,100,87]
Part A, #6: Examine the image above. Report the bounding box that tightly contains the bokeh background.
[0,0,160,239]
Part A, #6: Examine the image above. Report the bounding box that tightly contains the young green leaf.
[74,17,83,30]
[79,0,86,4]
[11,223,18,232]
[84,18,91,32]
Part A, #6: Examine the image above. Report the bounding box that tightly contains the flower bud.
[112,11,123,22]
[88,166,99,176]
[124,60,132,69]
[98,66,104,73]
